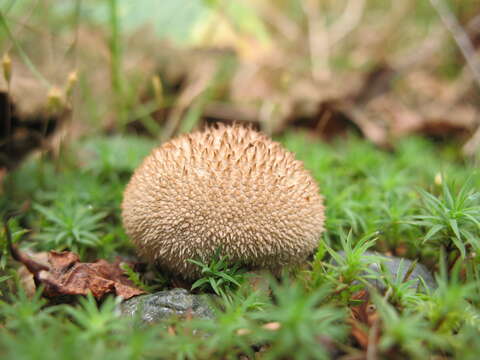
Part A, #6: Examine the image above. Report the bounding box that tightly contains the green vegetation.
[189,250,246,300]
[1,0,480,358]
[0,132,479,359]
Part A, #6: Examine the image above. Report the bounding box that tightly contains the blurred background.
[1,0,480,168]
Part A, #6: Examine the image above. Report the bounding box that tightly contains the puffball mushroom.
[121,124,325,279]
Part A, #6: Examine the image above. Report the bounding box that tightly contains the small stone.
[334,251,437,291]
[120,288,215,323]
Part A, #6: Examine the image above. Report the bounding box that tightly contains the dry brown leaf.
[12,246,144,300]
[17,251,49,298]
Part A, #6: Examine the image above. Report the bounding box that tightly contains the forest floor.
[1,1,480,359]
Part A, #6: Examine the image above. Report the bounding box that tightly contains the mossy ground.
[0,132,479,359]
[1,1,480,358]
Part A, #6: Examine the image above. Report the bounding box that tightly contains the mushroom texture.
[122,124,325,279]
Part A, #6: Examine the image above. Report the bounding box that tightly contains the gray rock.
[120,288,215,323]
[334,251,437,291]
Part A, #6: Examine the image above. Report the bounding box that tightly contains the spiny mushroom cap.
[121,125,325,279]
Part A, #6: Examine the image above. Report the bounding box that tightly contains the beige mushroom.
[122,124,325,279]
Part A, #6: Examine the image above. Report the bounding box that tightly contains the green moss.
[0,131,479,359]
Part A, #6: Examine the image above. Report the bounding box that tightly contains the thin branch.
[302,0,330,83]
[4,221,49,275]
[330,0,366,46]
[429,0,480,89]
[429,0,480,156]
[161,61,216,142]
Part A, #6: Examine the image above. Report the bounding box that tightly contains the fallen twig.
[429,0,480,88]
